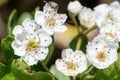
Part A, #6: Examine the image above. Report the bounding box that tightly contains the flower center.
[96,51,107,62]
[26,40,40,53]
[45,17,56,28]
[106,32,116,39]
[66,61,77,71]
[106,13,114,21]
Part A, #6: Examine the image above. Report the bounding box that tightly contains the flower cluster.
[10,0,120,79]
[55,0,120,77]
[87,1,120,69]
[12,2,67,65]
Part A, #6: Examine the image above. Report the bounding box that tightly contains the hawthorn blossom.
[12,19,52,65]
[67,0,83,15]
[55,49,87,76]
[99,20,120,42]
[35,2,67,35]
[94,2,120,27]
[78,7,96,28]
[110,1,120,9]
[86,35,118,69]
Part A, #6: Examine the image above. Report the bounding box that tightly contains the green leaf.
[17,12,33,25]
[50,65,71,80]
[0,63,10,79]
[11,59,55,80]
[114,53,120,74]
[8,9,18,36]
[80,36,88,53]
[1,36,18,64]
[1,73,17,80]
[94,64,118,80]
[31,61,49,72]
[43,36,54,64]
[69,35,79,51]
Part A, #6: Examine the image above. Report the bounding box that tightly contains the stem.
[68,12,80,33]
[72,76,76,80]
[82,65,94,79]
[76,37,81,50]
[40,61,49,72]
[84,26,98,35]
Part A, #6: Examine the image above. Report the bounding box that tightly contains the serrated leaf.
[8,9,18,36]
[50,65,71,80]
[11,59,55,80]
[17,12,33,25]
[69,35,79,51]
[1,36,18,64]
[0,63,10,79]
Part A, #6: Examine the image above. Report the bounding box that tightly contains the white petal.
[54,25,67,33]
[35,47,49,60]
[35,11,45,26]
[14,31,28,45]
[74,51,87,73]
[107,48,118,65]
[55,59,68,75]
[12,25,23,36]
[22,18,31,28]
[38,30,52,46]
[56,14,67,25]
[12,41,26,56]
[94,4,109,15]
[110,1,120,8]
[42,26,54,35]
[67,0,83,15]
[21,55,38,65]
[62,48,73,59]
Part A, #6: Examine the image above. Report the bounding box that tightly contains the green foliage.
[1,36,18,65]
[69,35,79,51]
[50,65,71,80]
[0,63,10,79]
[31,61,49,72]
[8,9,18,36]
[1,73,17,80]
[11,59,55,80]
[69,35,88,53]
[80,36,88,53]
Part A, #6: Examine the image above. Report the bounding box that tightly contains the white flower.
[67,0,83,15]
[86,35,118,69]
[35,3,67,35]
[94,3,120,27]
[55,49,87,76]
[110,1,120,9]
[12,19,52,65]
[99,20,120,42]
[78,7,96,28]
